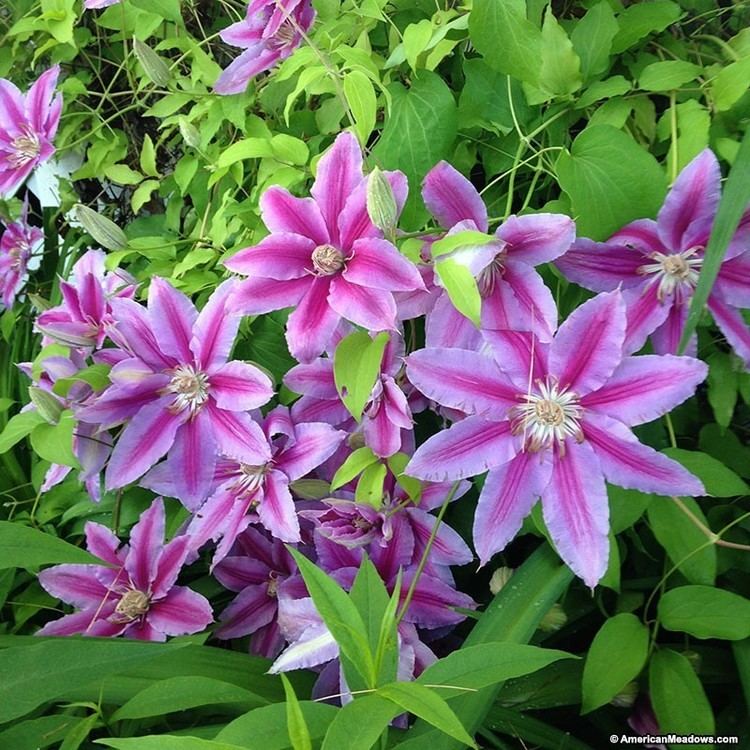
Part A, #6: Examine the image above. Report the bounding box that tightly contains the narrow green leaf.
[333,331,389,421]
[611,0,681,54]
[354,461,387,509]
[281,675,313,750]
[133,38,171,86]
[659,585,750,640]
[0,521,101,569]
[330,446,378,490]
[639,60,702,91]
[343,70,377,145]
[74,205,128,251]
[661,448,749,497]
[321,694,397,750]
[96,738,247,750]
[435,259,482,327]
[216,138,273,168]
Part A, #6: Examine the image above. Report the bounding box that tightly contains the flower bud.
[489,566,514,595]
[538,603,567,632]
[74,204,128,251]
[611,681,639,708]
[178,117,201,150]
[29,386,63,425]
[366,167,398,236]
[133,38,171,87]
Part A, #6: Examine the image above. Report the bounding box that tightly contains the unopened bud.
[489,567,513,595]
[366,167,398,236]
[29,386,63,425]
[539,603,567,633]
[178,117,201,150]
[611,681,639,708]
[74,204,128,251]
[133,38,171,87]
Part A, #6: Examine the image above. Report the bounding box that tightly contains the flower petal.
[398,570,475,628]
[542,441,609,589]
[481,329,548,390]
[328,277,397,333]
[206,404,273,464]
[225,233,315,281]
[84,522,124,567]
[497,213,575,266]
[650,301,689,356]
[425,291,482,350]
[191,278,240,371]
[276,422,345,480]
[126,498,166,591]
[708,295,750,368]
[582,354,707,425]
[584,412,705,496]
[549,290,626,394]
[344,238,425,292]
[38,564,111,608]
[259,186,329,245]
[229,276,310,316]
[214,46,283,95]
[152,535,192,599]
[147,277,197,363]
[555,238,645,292]
[364,402,402,457]
[407,507,473,567]
[168,410,216,509]
[714,251,750,308]
[258,471,301,543]
[216,585,278,639]
[210,361,274,411]
[148,586,213,636]
[621,282,672,355]
[109,297,174,370]
[422,161,488,230]
[286,276,339,362]
[284,359,338,399]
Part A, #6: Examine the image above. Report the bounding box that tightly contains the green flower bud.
[28,386,63,425]
[366,167,398,237]
[489,566,514,595]
[74,204,128,251]
[539,603,568,633]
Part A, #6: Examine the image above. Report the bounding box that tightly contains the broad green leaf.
[129,0,182,23]
[535,8,582,101]
[659,586,750,640]
[371,72,457,229]
[216,138,274,168]
[608,486,653,533]
[469,0,542,85]
[333,331,389,421]
[96,739,247,750]
[434,259,482,327]
[281,675,312,750]
[732,640,750,715]
[403,19,433,71]
[576,76,631,109]
[343,70,377,145]
[0,521,101,569]
[713,57,750,112]
[430,230,495,259]
[111,676,267,721]
[377,682,477,748]
[0,715,86,750]
[611,0,682,53]
[649,649,715,737]
[487,705,594,750]
[679,127,750,353]
[639,60,702,91]
[104,164,144,185]
[218,702,337,748]
[571,2,619,81]
[0,410,45,453]
[330,446,378,490]
[30,410,78,468]
[581,614,649,713]
[271,134,309,166]
[556,125,667,240]
[0,638,187,723]
[354,461,387,509]
[321,694,397,750]
[661,448,749,497]
[458,60,527,134]
[648,498,716,585]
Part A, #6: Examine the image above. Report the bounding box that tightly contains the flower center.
[165,364,210,415]
[8,241,29,271]
[10,127,41,168]
[267,571,280,597]
[311,244,345,275]
[233,462,270,497]
[638,248,702,301]
[476,255,506,297]
[510,377,583,452]
[114,588,150,621]
[274,20,297,48]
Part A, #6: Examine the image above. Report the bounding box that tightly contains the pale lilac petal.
[422,161,488,230]
[650,301,689,356]
[207,404,273,464]
[126,498,166,591]
[214,554,270,592]
[708,295,750,367]
[398,570,475,628]
[584,413,705,497]
[407,507,473,567]
[291,395,351,426]
[259,186,329,245]
[191,278,239,371]
[168,411,216,509]
[478,274,524,331]
[555,238,645,292]
[26,65,60,134]
[147,278,197,363]
[270,623,338,672]
[542,442,609,588]
[37,607,119,637]
[714,251,750,308]
[621,283,672,355]
[224,233,315,280]
[229,276,310,315]
[84,522,124,566]
[657,149,720,253]
[77,377,165,429]
[152,535,192,598]
[344,238,425,292]
[0,80,25,135]
[473,452,553,566]
[214,46,284,95]
[258,471,301,543]
[38,565,110,608]
[286,276,339,362]
[425,292,482,350]
[382,378,412,429]
[284,359,337,399]
[406,347,517,416]
[311,132,364,243]
[328,277,397,332]
[186,485,240,554]
[581,354,707,425]
[109,298,174,370]
[481,330,548,390]
[148,586,213,635]
[497,213,575,266]
[276,422,345,480]
[105,398,184,491]
[406,417,517,481]
[210,361,274,411]
[549,290,626,394]
[216,586,277,639]
[364,403,402,457]
[497,260,558,341]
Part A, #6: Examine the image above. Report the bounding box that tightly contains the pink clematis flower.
[78,277,274,506]
[405,290,707,587]
[0,206,42,307]
[36,249,136,349]
[225,132,425,362]
[422,161,575,348]
[84,0,121,8]
[214,0,316,95]
[556,149,750,364]
[0,66,62,197]
[38,498,213,640]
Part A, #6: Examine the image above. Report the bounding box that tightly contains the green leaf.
[96,739,247,750]
[556,125,667,240]
[458,61,526,134]
[30,410,78,468]
[609,486,653,533]
[571,2,619,81]
[52,364,111,398]
[649,649,715,737]
[679,127,750,353]
[0,410,46,453]
[333,331,389,422]
[281,675,312,750]
[377,682,477,748]
[132,37,171,86]
[581,614,649,713]
[434,259,482,327]
[712,57,750,112]
[74,205,128,251]
[110,676,267,721]
[131,180,160,214]
[577,76,631,109]
[0,521,101,570]
[104,164,144,185]
[343,70,377,145]
[0,638,187,723]
[330,446,378,490]
[216,138,274,169]
[659,586,750,640]
[140,134,159,177]
[611,0,682,54]
[535,8,582,101]
[129,0,182,23]
[469,0,542,85]
[402,19,432,71]
[372,72,457,229]
[321,694,397,750]
[661,448,749,497]
[0,715,86,750]
[648,498,716,585]
[430,230,496,259]
[355,461,387,509]
[639,60,702,91]
[271,135,309,166]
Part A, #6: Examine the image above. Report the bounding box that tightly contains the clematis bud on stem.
[367,167,398,242]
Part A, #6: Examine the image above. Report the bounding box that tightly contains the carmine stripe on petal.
[148,278,197,363]
[259,186,329,245]
[228,276,310,316]
[207,404,272,464]
[276,422,345,481]
[328,277,397,333]
[708,295,750,368]
[650,301,689,356]
[496,213,575,266]
[714,251,750,309]
[224,233,316,280]
[344,237,425,292]
[621,283,671,355]
[257,470,301,543]
[555,238,645,293]
[422,161,488,231]
[481,329,548,391]
[286,276,338,363]
[168,410,216,510]
[125,498,166,592]
[151,535,192,599]
[210,360,274,411]
[191,279,239,371]
[38,565,111,608]
[147,586,213,636]
[499,260,558,342]
[216,585,278,640]
[363,401,402,458]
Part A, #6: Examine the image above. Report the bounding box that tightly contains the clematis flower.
[422,161,575,348]
[556,149,750,364]
[36,249,136,349]
[0,66,62,197]
[0,205,42,307]
[78,277,274,506]
[225,132,425,362]
[214,0,316,95]
[37,498,213,640]
[405,290,707,587]
[84,0,121,8]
